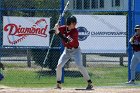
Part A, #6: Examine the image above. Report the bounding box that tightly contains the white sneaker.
[125,80,135,84]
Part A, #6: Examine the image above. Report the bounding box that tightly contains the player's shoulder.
[59,25,67,29]
[137,35,140,39]
[133,35,140,41]
[58,25,67,32]
[72,28,78,32]
[134,34,140,37]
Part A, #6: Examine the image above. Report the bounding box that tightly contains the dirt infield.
[0,86,140,93]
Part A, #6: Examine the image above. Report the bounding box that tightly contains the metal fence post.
[128,0,133,81]
[82,53,86,67]
[27,49,31,68]
[119,56,124,66]
[0,0,4,63]
[60,0,65,83]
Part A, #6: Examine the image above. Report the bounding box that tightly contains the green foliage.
[3,0,71,27]
[30,34,61,70]
[3,0,60,9]
[3,0,60,22]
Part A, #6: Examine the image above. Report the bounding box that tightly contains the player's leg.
[72,48,93,89]
[135,51,140,61]
[126,52,140,84]
[131,52,140,80]
[56,49,70,89]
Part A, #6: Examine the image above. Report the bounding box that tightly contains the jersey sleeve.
[58,25,66,34]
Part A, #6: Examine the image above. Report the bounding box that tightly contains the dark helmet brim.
[135,25,140,32]
[66,16,77,25]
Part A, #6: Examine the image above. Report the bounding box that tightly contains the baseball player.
[54,16,93,89]
[126,25,140,84]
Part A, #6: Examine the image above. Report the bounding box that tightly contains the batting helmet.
[66,16,77,25]
[135,25,140,32]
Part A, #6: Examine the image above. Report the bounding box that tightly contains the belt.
[67,46,78,49]
[135,50,140,52]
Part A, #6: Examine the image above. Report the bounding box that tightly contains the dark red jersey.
[58,25,79,48]
[131,34,140,52]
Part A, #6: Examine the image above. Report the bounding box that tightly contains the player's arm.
[130,35,140,48]
[54,24,70,43]
[54,24,78,46]
[129,36,134,45]
[57,32,69,43]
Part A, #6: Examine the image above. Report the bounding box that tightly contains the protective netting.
[0,0,139,88]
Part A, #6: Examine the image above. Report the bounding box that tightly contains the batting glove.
[54,24,60,34]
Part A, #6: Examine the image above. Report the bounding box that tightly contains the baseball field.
[0,62,140,93]
[0,85,140,93]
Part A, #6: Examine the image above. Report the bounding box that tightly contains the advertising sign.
[74,15,126,53]
[3,16,50,47]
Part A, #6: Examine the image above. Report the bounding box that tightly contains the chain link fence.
[0,0,134,87]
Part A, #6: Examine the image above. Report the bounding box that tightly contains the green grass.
[90,67,128,86]
[0,64,130,88]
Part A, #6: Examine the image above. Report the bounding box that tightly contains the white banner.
[3,16,50,47]
[74,15,126,53]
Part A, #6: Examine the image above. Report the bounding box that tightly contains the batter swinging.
[54,16,93,89]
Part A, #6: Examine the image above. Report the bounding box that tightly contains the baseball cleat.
[86,84,93,90]
[54,83,62,89]
[125,80,135,84]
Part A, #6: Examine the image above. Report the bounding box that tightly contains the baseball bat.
[39,1,70,78]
